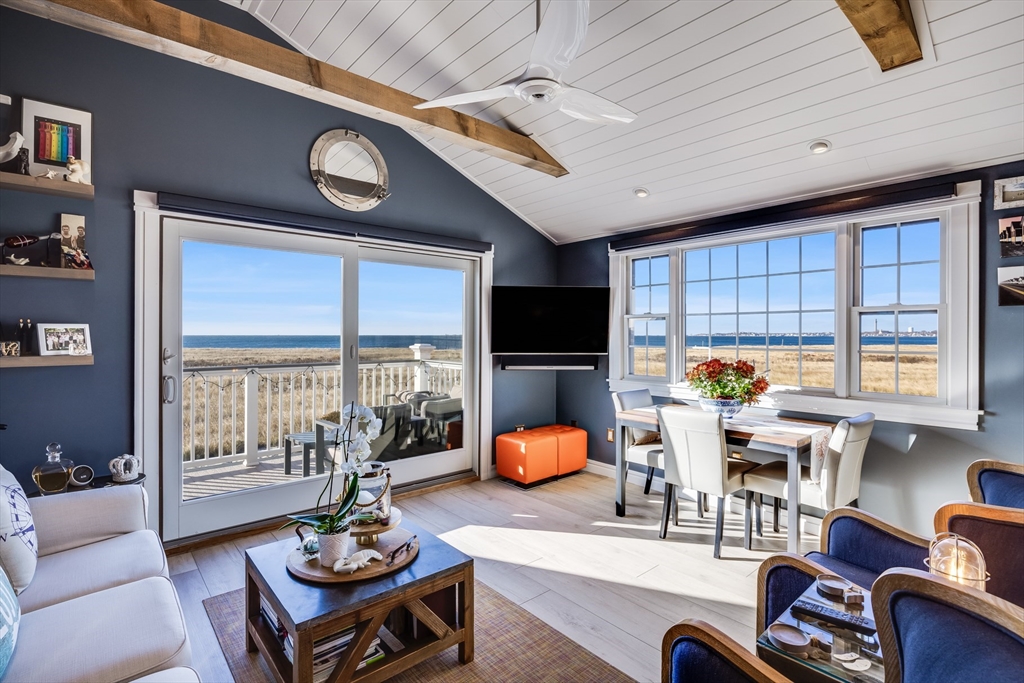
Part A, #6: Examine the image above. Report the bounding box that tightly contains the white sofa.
[4,486,197,683]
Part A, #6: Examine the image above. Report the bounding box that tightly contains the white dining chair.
[611,389,664,495]
[741,413,875,550]
[657,406,757,558]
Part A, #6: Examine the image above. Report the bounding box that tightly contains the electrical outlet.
[570,419,578,428]
[606,428,615,442]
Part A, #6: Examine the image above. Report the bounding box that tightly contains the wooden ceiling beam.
[835,0,923,71]
[0,0,568,177]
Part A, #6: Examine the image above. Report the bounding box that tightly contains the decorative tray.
[286,526,418,584]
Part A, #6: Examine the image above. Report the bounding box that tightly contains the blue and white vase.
[698,397,744,418]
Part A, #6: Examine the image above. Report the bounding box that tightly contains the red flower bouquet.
[685,359,770,405]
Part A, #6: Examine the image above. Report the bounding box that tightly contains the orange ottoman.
[532,425,588,475]
[496,430,558,484]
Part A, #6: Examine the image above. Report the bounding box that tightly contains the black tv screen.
[491,286,610,355]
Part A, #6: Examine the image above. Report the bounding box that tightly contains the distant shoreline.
[183,335,462,350]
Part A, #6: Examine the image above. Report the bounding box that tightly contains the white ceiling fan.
[414,0,636,125]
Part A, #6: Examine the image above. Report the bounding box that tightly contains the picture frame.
[998,216,1024,258]
[20,98,92,178]
[997,267,1024,307]
[36,323,92,356]
[994,176,1024,210]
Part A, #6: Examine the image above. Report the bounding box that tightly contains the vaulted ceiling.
[231,0,1024,244]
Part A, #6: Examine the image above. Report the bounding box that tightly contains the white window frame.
[608,181,982,430]
[623,253,675,381]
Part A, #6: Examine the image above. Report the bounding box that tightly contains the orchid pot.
[317,529,351,568]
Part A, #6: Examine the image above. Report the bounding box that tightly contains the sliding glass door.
[160,219,478,539]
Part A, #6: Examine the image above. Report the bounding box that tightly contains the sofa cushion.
[130,667,202,683]
[17,529,168,614]
[0,465,37,594]
[0,566,21,680]
[4,576,190,683]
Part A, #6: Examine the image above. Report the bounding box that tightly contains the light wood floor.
[169,472,816,683]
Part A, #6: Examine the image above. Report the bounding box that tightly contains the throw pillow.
[0,465,37,594]
[0,565,20,678]
[630,432,663,448]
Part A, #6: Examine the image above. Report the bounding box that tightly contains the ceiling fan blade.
[414,84,516,110]
[557,87,637,124]
[526,0,590,81]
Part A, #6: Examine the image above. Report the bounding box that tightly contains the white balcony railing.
[181,359,462,469]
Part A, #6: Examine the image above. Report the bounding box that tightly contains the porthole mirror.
[310,129,389,212]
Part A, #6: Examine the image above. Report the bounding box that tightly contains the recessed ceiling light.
[809,140,832,154]
[633,187,650,198]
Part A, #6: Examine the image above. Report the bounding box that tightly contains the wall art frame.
[993,176,1024,210]
[20,98,92,179]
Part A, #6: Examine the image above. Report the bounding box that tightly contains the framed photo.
[994,176,1024,210]
[997,267,1024,307]
[20,98,92,178]
[36,323,92,356]
[998,216,1024,258]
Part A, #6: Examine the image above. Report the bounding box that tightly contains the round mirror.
[310,129,389,212]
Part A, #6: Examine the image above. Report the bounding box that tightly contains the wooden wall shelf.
[0,355,94,368]
[0,264,95,280]
[0,171,95,199]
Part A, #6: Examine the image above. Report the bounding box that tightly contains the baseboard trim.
[583,459,821,536]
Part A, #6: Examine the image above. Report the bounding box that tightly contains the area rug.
[204,580,635,682]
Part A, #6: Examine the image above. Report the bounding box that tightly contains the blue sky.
[182,242,463,336]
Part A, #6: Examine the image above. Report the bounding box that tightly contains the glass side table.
[756,581,885,683]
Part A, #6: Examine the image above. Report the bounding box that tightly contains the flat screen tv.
[491,286,610,355]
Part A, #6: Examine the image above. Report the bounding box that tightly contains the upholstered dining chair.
[934,501,1024,606]
[611,389,664,496]
[662,619,791,683]
[657,406,757,558]
[741,413,875,550]
[755,507,930,634]
[967,459,1024,509]
[872,568,1024,683]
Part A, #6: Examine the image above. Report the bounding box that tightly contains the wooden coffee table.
[245,520,474,683]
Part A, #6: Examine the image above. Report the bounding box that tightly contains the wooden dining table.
[614,404,835,553]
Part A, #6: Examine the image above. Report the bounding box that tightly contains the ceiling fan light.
[633,188,650,198]
[809,140,832,154]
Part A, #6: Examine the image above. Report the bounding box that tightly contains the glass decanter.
[32,442,74,495]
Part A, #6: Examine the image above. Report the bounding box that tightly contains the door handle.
[161,376,177,404]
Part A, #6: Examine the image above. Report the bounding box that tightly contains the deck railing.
[181,359,462,469]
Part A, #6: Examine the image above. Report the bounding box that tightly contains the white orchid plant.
[281,402,382,536]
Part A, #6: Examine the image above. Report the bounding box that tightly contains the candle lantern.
[925,532,989,591]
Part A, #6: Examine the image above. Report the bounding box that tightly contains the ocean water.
[640,335,938,347]
[183,335,462,349]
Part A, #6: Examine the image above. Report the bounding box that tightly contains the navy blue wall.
[0,3,557,486]
[556,161,1024,535]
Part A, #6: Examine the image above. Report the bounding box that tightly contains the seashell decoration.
[332,549,382,574]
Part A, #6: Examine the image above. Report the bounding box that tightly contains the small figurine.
[0,131,23,164]
[332,549,382,574]
[14,148,29,175]
[37,170,58,180]
[5,254,30,265]
[64,155,90,184]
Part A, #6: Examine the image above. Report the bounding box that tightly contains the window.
[682,232,835,389]
[627,255,669,377]
[854,219,941,399]
[608,182,981,429]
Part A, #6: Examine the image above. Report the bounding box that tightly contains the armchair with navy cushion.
[967,459,1024,509]
[872,568,1024,683]
[756,507,929,633]
[662,619,791,683]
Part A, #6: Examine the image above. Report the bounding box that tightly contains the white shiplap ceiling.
[232,0,1024,244]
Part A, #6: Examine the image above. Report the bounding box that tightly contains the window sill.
[608,378,982,430]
